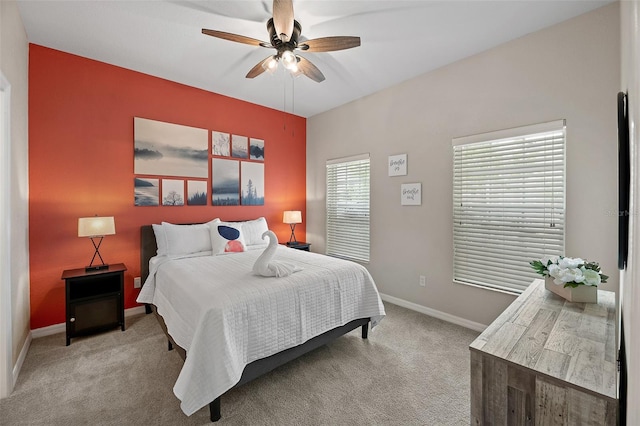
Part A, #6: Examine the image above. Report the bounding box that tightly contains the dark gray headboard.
[140,225,157,283]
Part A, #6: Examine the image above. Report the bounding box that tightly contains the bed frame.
[140,224,370,422]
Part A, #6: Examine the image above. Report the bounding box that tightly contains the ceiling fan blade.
[272,0,294,42]
[202,29,271,48]
[299,36,361,53]
[246,56,275,79]
[296,56,325,83]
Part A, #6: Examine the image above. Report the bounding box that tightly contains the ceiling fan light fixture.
[290,65,303,78]
[281,50,297,70]
[263,56,279,73]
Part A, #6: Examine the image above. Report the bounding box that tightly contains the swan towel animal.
[252,230,303,277]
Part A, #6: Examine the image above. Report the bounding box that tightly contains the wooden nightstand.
[61,263,126,346]
[286,242,311,251]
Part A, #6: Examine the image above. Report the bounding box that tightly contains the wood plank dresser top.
[470,279,616,400]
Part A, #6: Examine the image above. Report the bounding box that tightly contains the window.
[452,120,565,294]
[326,154,370,263]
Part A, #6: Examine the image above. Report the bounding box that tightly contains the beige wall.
[307,4,620,326]
[1,0,30,367]
[620,1,640,423]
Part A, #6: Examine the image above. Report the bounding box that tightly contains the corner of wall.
[12,331,31,389]
[1,0,31,397]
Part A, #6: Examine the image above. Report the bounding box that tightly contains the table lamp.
[283,210,302,245]
[78,216,116,271]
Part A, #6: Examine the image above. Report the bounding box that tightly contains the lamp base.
[288,223,297,245]
[85,264,109,272]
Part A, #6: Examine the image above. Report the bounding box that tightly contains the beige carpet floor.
[0,303,479,425]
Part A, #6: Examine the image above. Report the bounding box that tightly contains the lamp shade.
[283,211,302,224]
[78,216,116,237]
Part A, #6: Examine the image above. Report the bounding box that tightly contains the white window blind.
[452,120,565,294]
[326,154,370,263]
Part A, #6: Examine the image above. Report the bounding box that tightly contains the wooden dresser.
[470,279,617,425]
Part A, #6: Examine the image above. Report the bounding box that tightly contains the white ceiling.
[17,0,612,118]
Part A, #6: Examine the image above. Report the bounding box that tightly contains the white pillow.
[209,221,247,254]
[241,217,269,246]
[152,224,168,256]
[161,220,216,256]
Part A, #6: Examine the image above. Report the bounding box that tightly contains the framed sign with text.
[388,154,407,176]
[401,183,421,206]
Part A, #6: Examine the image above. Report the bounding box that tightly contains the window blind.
[326,154,370,263]
[452,121,565,293]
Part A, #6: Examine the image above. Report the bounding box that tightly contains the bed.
[137,219,386,421]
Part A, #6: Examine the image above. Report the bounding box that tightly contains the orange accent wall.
[28,44,306,329]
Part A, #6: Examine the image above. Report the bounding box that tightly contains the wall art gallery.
[133,117,265,206]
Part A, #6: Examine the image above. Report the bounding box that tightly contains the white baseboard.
[12,331,31,388]
[379,293,487,332]
[30,305,147,339]
[30,322,64,339]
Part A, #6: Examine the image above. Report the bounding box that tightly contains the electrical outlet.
[419,275,426,287]
[134,277,142,289]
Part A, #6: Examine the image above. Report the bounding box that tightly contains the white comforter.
[136,246,385,416]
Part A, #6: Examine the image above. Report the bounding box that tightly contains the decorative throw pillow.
[241,217,269,247]
[210,221,247,254]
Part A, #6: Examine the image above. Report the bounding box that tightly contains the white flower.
[571,269,585,283]
[582,268,602,286]
[541,255,560,266]
[554,267,584,285]
[547,264,561,279]
[558,257,584,269]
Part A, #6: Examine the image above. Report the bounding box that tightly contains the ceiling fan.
[201,0,361,83]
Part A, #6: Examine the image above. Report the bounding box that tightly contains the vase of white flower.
[543,276,597,303]
[530,256,608,303]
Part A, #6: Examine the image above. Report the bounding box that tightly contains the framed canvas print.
[134,117,208,178]
[162,179,185,206]
[241,162,264,205]
[187,180,207,205]
[213,131,230,157]
[250,138,265,161]
[401,183,421,206]
[212,158,240,206]
[232,135,249,158]
[134,178,159,206]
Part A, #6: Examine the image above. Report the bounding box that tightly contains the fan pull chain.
[283,71,287,131]
[291,75,295,137]
[281,73,296,136]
